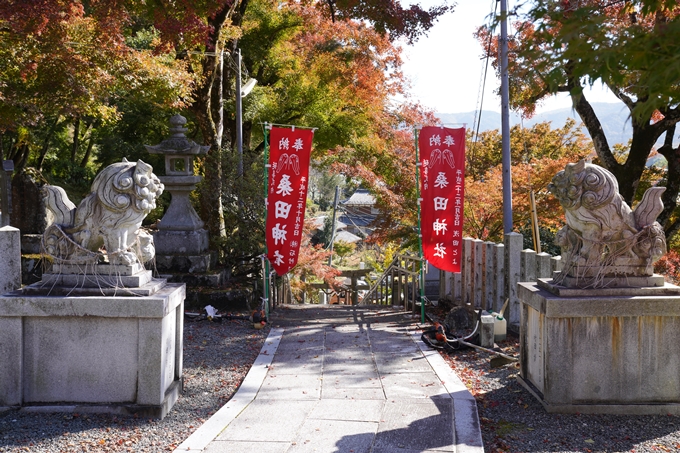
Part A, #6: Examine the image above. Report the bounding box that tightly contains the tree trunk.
[190,4,237,242]
[71,116,81,163]
[188,0,256,244]
[37,116,61,172]
[14,143,30,173]
[243,121,253,153]
[80,134,95,168]
[617,119,657,203]
[572,89,659,205]
[7,137,18,161]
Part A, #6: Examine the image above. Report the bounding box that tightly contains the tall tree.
[0,0,192,172]
[210,0,440,270]
[331,103,439,248]
[1,0,450,277]
[235,0,441,249]
[477,1,680,241]
[148,0,449,241]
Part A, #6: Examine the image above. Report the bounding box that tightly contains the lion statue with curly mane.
[548,160,666,285]
[42,159,164,266]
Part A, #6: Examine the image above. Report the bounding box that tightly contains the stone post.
[551,255,562,273]
[473,239,484,309]
[536,252,552,279]
[452,271,461,302]
[1,160,13,227]
[520,249,537,283]
[462,237,473,305]
[484,241,495,311]
[493,243,505,313]
[0,226,21,294]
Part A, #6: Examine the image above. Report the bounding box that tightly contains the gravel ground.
[0,314,270,453]
[433,329,680,453]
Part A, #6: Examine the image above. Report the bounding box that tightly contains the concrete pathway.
[174,305,484,453]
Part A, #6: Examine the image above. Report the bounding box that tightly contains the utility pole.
[327,186,340,266]
[500,0,513,235]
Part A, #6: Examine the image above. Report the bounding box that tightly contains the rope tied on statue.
[39,223,151,296]
[553,223,664,289]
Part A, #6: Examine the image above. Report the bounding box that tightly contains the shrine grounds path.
[176,304,484,453]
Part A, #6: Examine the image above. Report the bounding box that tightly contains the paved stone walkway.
[175,305,483,453]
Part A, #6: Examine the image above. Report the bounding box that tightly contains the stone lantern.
[145,115,212,272]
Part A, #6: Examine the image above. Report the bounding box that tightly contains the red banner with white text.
[418,126,466,273]
[266,126,314,275]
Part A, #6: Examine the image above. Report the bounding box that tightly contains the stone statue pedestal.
[0,275,185,419]
[3,157,184,418]
[517,278,680,414]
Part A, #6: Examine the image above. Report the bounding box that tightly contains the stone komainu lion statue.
[42,159,164,266]
[548,160,666,277]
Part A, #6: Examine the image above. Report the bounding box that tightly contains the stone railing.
[436,232,562,329]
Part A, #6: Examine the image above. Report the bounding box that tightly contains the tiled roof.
[341,189,375,206]
[334,230,362,243]
[338,213,375,228]
[311,215,347,230]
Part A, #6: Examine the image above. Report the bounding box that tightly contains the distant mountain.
[436,102,633,146]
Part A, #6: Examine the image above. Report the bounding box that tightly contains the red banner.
[418,126,466,273]
[266,126,314,275]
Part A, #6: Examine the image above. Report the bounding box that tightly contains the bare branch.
[606,82,634,110]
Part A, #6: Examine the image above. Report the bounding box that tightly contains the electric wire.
[470,0,499,176]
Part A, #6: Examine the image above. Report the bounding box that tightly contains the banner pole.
[263,123,272,319]
[415,127,425,325]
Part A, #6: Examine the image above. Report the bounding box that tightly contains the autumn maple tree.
[0,0,448,234]
[0,0,451,285]
[0,0,192,175]
[330,103,438,249]
[235,0,441,253]
[477,0,680,242]
[147,0,448,240]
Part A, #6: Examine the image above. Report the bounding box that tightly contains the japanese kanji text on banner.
[266,126,314,275]
[418,126,466,273]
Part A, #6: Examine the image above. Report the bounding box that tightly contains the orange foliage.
[289,218,342,297]
[464,156,589,243]
[329,103,437,247]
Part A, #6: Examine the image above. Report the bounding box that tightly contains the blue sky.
[400,0,619,114]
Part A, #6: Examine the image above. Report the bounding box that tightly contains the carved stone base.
[42,269,152,287]
[558,257,654,279]
[544,273,667,293]
[23,278,166,297]
[50,262,145,276]
[22,262,165,296]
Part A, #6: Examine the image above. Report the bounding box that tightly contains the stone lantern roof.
[145,115,209,156]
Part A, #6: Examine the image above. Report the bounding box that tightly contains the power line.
[470,0,499,174]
